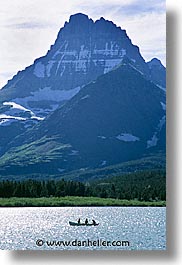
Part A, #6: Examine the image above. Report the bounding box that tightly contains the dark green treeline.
[0,170,166,201]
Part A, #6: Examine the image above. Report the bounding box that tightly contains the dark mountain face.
[0,13,165,153]
[0,13,147,106]
[0,63,166,177]
[147,58,166,89]
[0,13,166,179]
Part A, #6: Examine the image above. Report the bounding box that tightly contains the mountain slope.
[147,58,166,89]
[0,62,166,177]
[0,13,147,113]
[0,13,165,154]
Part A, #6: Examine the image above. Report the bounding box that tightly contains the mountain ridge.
[0,61,166,177]
[0,13,166,180]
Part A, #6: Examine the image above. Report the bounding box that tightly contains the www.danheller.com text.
[36,238,130,248]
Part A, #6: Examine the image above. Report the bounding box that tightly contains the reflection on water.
[0,207,166,250]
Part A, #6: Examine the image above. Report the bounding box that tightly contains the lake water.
[0,207,166,250]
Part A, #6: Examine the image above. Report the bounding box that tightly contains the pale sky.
[0,0,166,88]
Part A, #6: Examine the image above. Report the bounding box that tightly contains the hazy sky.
[0,0,166,88]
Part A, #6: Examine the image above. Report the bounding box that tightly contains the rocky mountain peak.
[147,58,164,68]
[57,13,128,41]
[69,13,93,24]
[61,13,94,35]
[147,58,166,88]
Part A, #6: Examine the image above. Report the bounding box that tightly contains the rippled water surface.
[0,207,166,250]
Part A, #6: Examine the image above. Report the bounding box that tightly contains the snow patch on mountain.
[52,40,67,59]
[33,104,59,115]
[157,84,166,92]
[147,115,166,148]
[129,63,144,75]
[93,43,126,57]
[158,116,166,130]
[160,102,166,111]
[33,62,45,78]
[50,40,126,75]
[1,101,45,125]
[100,160,107,166]
[0,114,27,126]
[0,114,26,121]
[0,112,44,126]
[147,135,158,148]
[46,60,56,77]
[13,86,81,107]
[3,102,34,115]
[79,45,91,59]
[31,116,44,121]
[57,168,65,173]
[69,150,79,156]
[0,119,14,126]
[76,60,87,72]
[98,136,106,139]
[81,95,90,100]
[55,54,65,75]
[116,133,140,142]
[104,59,123,74]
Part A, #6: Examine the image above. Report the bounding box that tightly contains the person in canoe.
[78,218,81,224]
[85,218,88,225]
[92,219,96,225]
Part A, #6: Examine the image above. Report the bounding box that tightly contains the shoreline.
[0,196,166,207]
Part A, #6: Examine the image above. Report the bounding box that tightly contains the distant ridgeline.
[0,170,166,202]
[0,13,166,181]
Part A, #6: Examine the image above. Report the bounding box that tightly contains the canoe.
[69,221,99,226]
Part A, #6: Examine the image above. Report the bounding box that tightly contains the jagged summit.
[62,13,94,34]
[1,12,147,98]
[148,58,164,68]
[54,13,129,47]
[69,13,93,23]
[147,58,166,88]
[66,13,120,30]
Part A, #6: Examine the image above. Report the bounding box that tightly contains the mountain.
[0,13,165,154]
[147,58,166,90]
[0,61,166,178]
[0,13,147,115]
